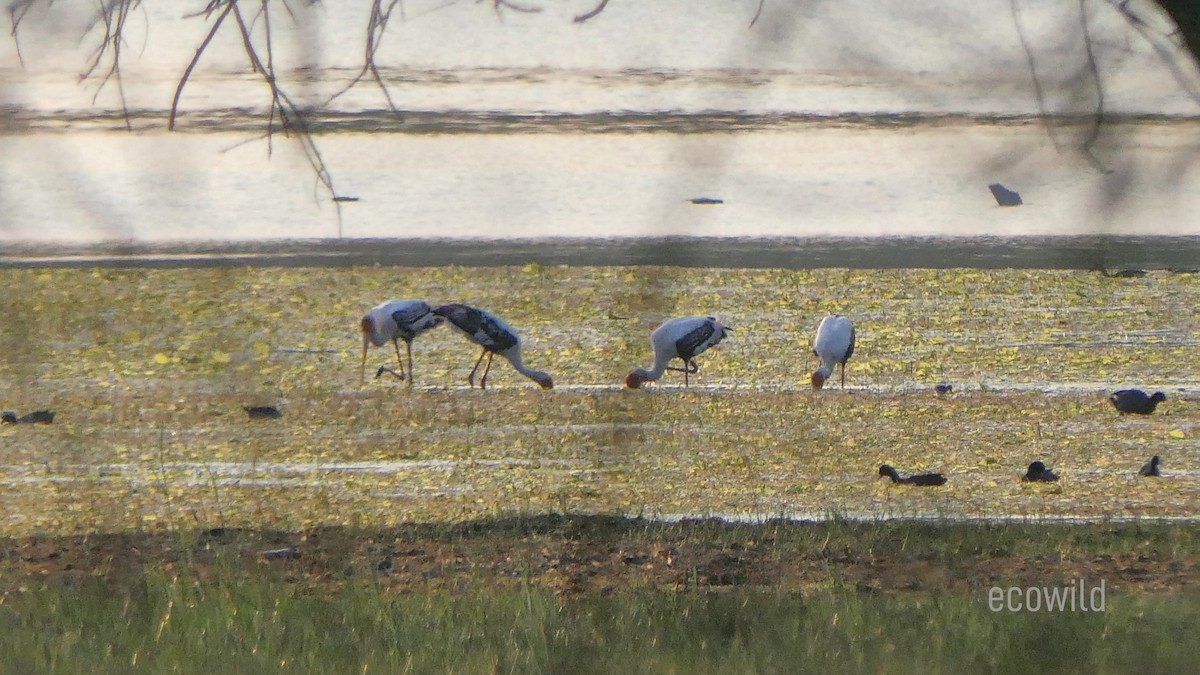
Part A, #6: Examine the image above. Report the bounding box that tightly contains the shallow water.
[2,1,1199,250]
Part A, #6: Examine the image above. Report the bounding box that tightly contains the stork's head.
[1151,391,1167,403]
[878,464,898,481]
[531,371,554,390]
[810,369,828,390]
[625,369,650,389]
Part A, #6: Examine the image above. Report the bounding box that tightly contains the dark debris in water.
[244,405,283,420]
[2,410,55,424]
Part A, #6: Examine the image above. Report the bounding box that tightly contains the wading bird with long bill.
[360,299,443,385]
[625,315,730,388]
[811,314,855,389]
[433,303,554,389]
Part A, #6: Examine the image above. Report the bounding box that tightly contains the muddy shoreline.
[3,235,1200,270]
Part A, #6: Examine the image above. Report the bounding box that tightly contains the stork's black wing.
[435,304,517,352]
[675,320,716,360]
[843,325,856,363]
[390,302,433,328]
[478,315,518,352]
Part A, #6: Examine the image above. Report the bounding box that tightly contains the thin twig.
[230,2,344,234]
[169,1,235,130]
[491,0,541,15]
[80,0,140,130]
[573,0,609,24]
[1104,0,1200,107]
[1078,0,1110,172]
[324,0,406,116]
[1010,0,1059,150]
[7,0,38,67]
[749,0,765,28]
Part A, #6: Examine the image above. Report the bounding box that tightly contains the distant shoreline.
[1,235,1199,270]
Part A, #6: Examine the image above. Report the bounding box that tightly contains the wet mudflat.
[1,265,1197,536]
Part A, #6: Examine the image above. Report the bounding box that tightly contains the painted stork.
[878,464,947,486]
[1109,389,1166,415]
[1139,455,1161,477]
[625,315,730,389]
[432,304,554,389]
[811,314,855,389]
[360,299,443,384]
[1022,461,1059,482]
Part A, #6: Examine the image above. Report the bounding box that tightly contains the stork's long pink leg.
[405,340,415,388]
[480,352,496,389]
[391,339,407,380]
[468,348,488,387]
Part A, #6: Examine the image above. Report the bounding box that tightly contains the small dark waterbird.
[433,304,553,389]
[1109,389,1166,415]
[360,299,443,385]
[812,314,855,389]
[244,406,282,420]
[1022,461,1059,482]
[988,183,1022,206]
[878,464,947,486]
[1139,455,1161,477]
[1,410,55,424]
[625,315,730,388]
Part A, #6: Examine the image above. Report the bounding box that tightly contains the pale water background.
[1,0,1200,262]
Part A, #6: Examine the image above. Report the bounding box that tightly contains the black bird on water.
[878,464,947,486]
[2,410,55,424]
[244,406,283,420]
[1139,455,1162,477]
[1109,389,1166,415]
[1022,461,1059,482]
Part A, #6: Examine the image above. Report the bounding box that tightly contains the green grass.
[1,573,1195,674]
[3,516,1198,673]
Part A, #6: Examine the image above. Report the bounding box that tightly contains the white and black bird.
[360,299,443,384]
[432,304,554,389]
[811,314,855,389]
[625,315,730,389]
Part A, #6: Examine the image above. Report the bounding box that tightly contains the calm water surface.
[2,0,1199,261]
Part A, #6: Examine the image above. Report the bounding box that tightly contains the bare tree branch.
[1106,0,1200,107]
[749,0,765,28]
[1010,0,1058,150]
[488,0,542,16]
[169,1,236,131]
[323,0,406,116]
[7,0,38,67]
[574,0,609,24]
[80,0,142,131]
[1078,0,1110,172]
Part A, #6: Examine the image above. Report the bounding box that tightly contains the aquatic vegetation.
[0,266,1197,535]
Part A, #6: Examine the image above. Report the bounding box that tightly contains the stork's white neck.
[502,347,550,384]
[637,348,679,382]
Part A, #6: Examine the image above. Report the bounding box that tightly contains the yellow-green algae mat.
[0,266,1197,536]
